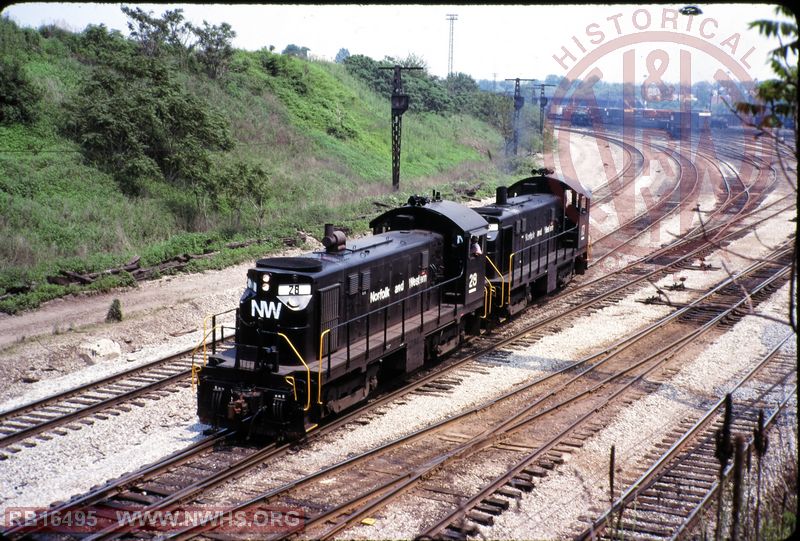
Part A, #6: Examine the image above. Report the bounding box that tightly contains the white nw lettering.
[251,299,282,319]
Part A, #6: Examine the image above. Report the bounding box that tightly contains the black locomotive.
[196,171,591,438]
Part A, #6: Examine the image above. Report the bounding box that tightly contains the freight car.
[196,171,591,438]
[667,110,711,138]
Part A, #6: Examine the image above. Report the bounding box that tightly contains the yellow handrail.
[482,278,496,319]
[190,316,222,388]
[318,329,331,405]
[284,376,298,401]
[484,255,504,308]
[278,332,312,411]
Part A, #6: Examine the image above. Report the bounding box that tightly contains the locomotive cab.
[370,193,488,310]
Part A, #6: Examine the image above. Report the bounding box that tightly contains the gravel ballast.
[481,281,796,540]
[0,388,206,525]
[2,202,793,530]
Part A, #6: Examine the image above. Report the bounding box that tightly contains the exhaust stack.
[322,223,346,253]
[496,186,508,205]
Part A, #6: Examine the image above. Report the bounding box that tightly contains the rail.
[577,334,796,540]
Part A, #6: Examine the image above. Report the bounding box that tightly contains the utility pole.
[379,65,422,191]
[446,14,458,75]
[532,81,555,153]
[505,78,535,156]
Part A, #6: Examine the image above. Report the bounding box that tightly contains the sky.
[1,3,790,86]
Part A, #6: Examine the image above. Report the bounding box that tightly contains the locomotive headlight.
[261,273,270,291]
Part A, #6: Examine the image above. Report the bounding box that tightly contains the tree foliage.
[192,21,236,79]
[334,47,350,63]
[0,17,42,124]
[120,5,169,57]
[736,6,798,131]
[283,44,310,59]
[342,53,512,132]
[64,24,233,198]
[120,6,234,77]
[0,56,41,125]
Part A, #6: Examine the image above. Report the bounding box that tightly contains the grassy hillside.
[0,16,515,314]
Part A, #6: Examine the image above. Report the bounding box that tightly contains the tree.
[65,34,233,200]
[334,47,350,63]
[192,21,236,79]
[396,52,428,71]
[0,56,41,125]
[121,5,168,57]
[446,72,479,95]
[162,8,194,50]
[221,161,273,230]
[121,6,197,68]
[738,6,797,133]
[283,44,310,59]
[691,80,714,109]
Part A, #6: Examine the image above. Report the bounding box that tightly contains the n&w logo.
[251,300,282,319]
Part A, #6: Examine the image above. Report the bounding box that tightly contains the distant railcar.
[667,110,712,138]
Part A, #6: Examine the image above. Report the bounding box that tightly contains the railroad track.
[0,352,199,454]
[0,184,782,459]
[4,192,791,539]
[555,127,645,207]
[576,337,796,541]
[121,249,793,540]
[0,122,784,460]
[3,127,792,540]
[6,238,789,540]
[588,136,765,269]
[409,255,794,541]
[565,125,787,274]
[0,308,244,456]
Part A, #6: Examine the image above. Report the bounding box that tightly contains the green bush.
[106,298,123,322]
[0,56,42,124]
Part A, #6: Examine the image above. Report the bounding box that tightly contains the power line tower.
[531,81,555,153]
[505,77,535,156]
[379,65,423,191]
[446,14,458,75]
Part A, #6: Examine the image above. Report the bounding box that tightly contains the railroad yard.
[0,125,796,540]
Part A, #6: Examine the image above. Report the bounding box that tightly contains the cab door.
[464,233,487,307]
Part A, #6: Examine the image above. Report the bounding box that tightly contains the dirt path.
[0,262,251,351]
